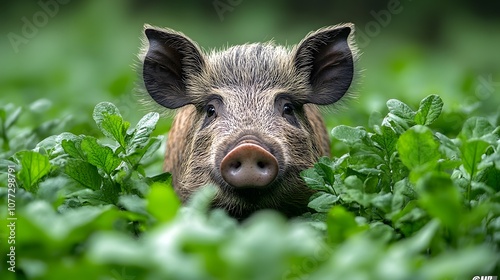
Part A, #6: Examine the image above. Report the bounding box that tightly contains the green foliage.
[0,100,71,160]
[1,96,499,279]
[15,151,52,192]
[302,94,500,277]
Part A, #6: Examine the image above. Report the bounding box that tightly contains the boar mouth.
[212,176,313,219]
[221,177,284,196]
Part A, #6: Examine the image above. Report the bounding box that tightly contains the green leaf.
[363,176,379,193]
[103,115,130,147]
[331,125,366,145]
[308,192,340,212]
[86,232,148,267]
[36,177,71,206]
[391,179,417,212]
[147,182,180,223]
[349,147,385,174]
[460,117,494,140]
[61,138,86,160]
[93,102,121,125]
[0,107,5,123]
[391,200,427,234]
[21,201,117,241]
[118,194,149,217]
[371,125,398,157]
[301,168,327,191]
[81,136,122,174]
[126,135,163,166]
[100,178,119,204]
[368,111,383,129]
[397,125,440,170]
[417,173,462,232]
[185,185,218,214]
[419,246,498,279]
[477,164,500,191]
[126,112,159,151]
[386,99,416,121]
[141,136,163,160]
[435,132,460,160]
[29,99,52,113]
[5,106,22,130]
[326,206,367,244]
[370,193,393,214]
[383,99,418,133]
[15,150,52,191]
[460,139,489,177]
[393,219,440,256]
[414,94,443,125]
[344,175,363,190]
[146,172,172,185]
[314,158,336,187]
[64,158,102,190]
[382,117,408,135]
[92,102,130,147]
[478,144,500,171]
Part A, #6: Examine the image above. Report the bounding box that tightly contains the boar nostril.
[231,161,242,170]
[220,143,278,188]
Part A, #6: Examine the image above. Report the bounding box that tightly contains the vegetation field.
[1,1,499,279]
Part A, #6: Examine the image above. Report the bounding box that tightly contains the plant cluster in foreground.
[0,95,499,280]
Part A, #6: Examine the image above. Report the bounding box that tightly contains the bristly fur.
[138,24,358,219]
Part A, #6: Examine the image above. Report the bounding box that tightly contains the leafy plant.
[0,96,499,280]
[0,99,72,159]
[301,94,500,277]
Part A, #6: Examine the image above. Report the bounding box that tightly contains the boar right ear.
[294,24,355,105]
[142,27,205,109]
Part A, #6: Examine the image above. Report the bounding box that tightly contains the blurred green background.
[1,0,499,141]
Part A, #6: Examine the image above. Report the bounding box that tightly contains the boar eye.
[206,104,217,118]
[282,103,300,127]
[275,95,300,127]
[282,103,294,116]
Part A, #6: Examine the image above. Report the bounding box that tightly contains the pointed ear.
[142,26,205,109]
[294,24,355,105]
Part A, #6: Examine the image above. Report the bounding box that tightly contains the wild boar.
[141,24,357,219]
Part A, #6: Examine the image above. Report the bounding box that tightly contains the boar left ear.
[142,26,205,109]
[294,24,355,105]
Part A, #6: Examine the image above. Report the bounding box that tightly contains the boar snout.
[220,140,279,188]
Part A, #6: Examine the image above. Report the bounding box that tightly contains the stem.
[1,121,10,151]
[467,172,473,205]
